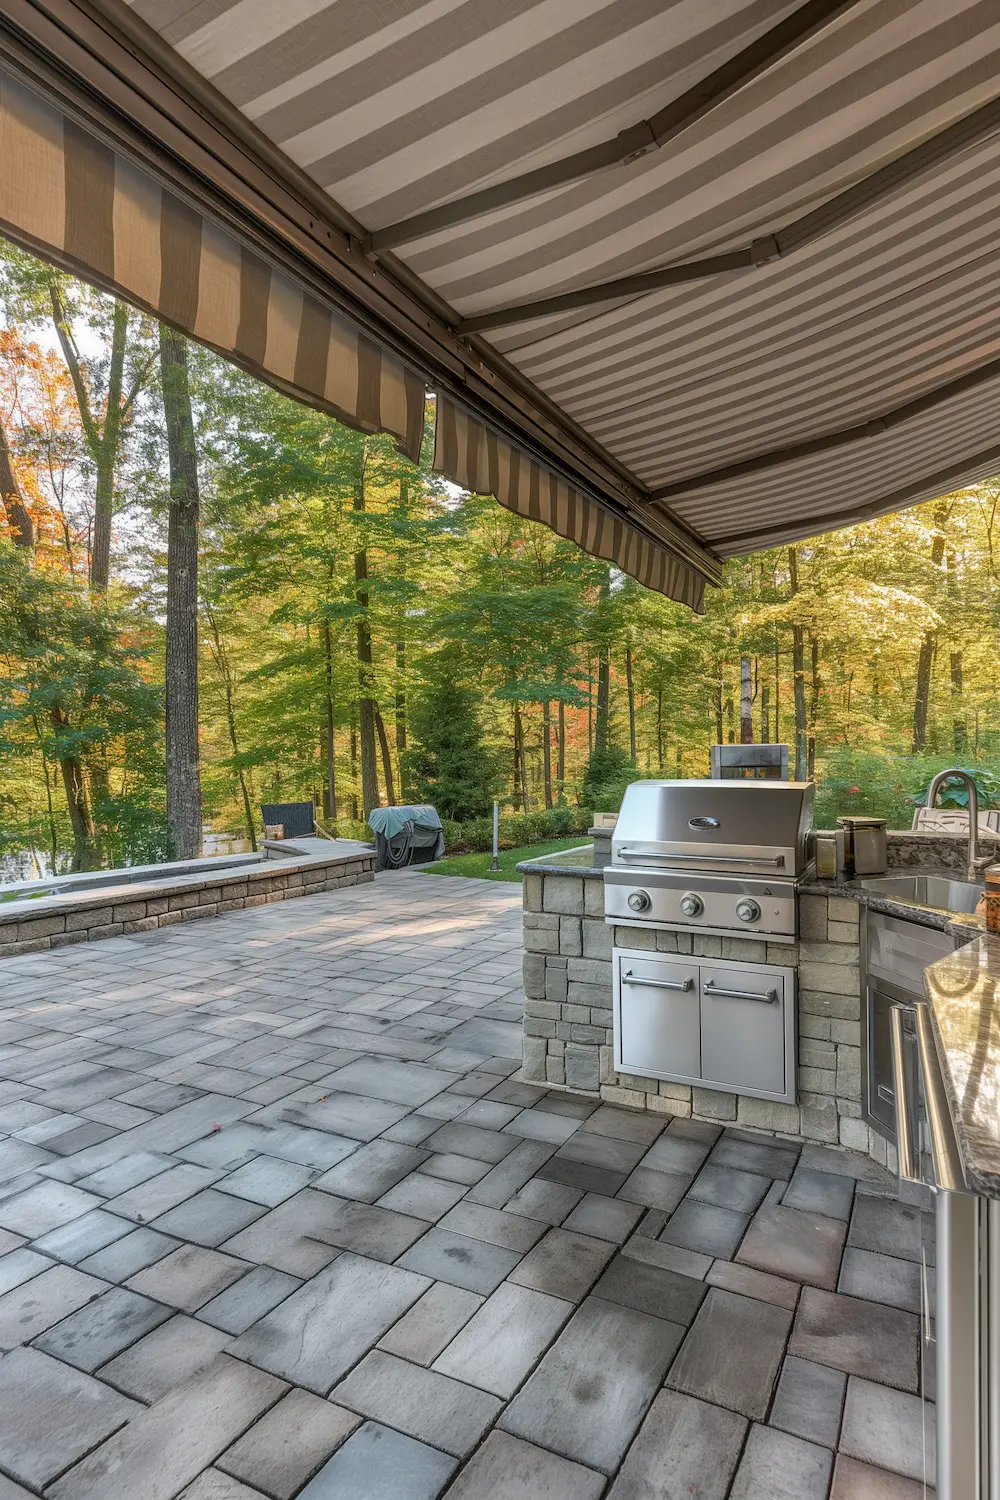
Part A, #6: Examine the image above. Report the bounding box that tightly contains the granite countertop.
[804,875,987,935]
[517,844,607,879]
[924,935,1000,1197]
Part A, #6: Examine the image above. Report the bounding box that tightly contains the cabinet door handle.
[622,970,694,992]
[703,980,778,1004]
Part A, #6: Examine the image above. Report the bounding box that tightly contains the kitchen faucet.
[925,768,993,882]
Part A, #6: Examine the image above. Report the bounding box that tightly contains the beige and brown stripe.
[0,67,425,463]
[433,396,705,609]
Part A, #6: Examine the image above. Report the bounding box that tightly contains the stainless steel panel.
[612,779,814,877]
[604,866,797,938]
[862,873,985,915]
[615,954,701,1081]
[937,1190,980,1500]
[987,1199,1000,1500]
[699,962,788,1098]
[867,912,955,993]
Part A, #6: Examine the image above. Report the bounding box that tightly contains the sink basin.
[860,873,984,915]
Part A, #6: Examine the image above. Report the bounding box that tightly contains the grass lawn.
[420,837,590,882]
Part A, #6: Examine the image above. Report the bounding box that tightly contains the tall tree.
[0,412,33,551]
[159,326,202,859]
[49,288,152,591]
[911,502,949,752]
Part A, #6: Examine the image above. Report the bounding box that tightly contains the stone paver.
[607,1390,746,1500]
[500,1295,682,1472]
[332,1349,501,1456]
[445,1431,605,1499]
[431,1281,572,1397]
[0,872,927,1498]
[0,1346,137,1490]
[231,1253,429,1393]
[218,1390,360,1499]
[296,1421,457,1499]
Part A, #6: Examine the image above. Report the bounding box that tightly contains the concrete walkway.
[0,872,929,1498]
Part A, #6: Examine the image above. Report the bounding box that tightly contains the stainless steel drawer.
[700,962,787,1097]
[616,954,700,1080]
[613,949,796,1103]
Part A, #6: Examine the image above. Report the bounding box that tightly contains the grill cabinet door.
[615,954,700,1081]
[699,963,786,1095]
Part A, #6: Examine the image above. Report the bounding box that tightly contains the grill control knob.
[736,898,761,923]
[679,893,704,918]
[627,890,651,913]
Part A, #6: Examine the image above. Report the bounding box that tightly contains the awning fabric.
[3,0,1000,607]
[123,0,1000,558]
[0,68,425,463]
[433,395,704,608]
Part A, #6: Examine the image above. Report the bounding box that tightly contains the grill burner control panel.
[604,867,797,941]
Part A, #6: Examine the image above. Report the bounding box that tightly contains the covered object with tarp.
[368,805,445,872]
[1,1,999,608]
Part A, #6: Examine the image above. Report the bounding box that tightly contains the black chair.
[259,801,317,838]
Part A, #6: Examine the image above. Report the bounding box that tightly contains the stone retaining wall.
[0,850,375,958]
[521,870,893,1171]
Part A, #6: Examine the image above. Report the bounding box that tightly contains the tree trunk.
[542,700,553,809]
[0,413,34,550]
[51,706,98,870]
[595,646,610,757]
[375,708,396,806]
[760,683,770,744]
[557,700,566,800]
[322,619,337,821]
[205,605,257,851]
[656,685,664,770]
[513,704,528,811]
[912,504,948,752]
[90,301,128,592]
[625,643,636,761]
[773,641,780,743]
[806,636,820,779]
[951,650,967,754]
[739,655,753,743]
[395,640,407,797]
[353,459,380,816]
[713,675,724,745]
[788,548,808,780]
[349,716,359,820]
[50,287,131,593]
[159,326,203,860]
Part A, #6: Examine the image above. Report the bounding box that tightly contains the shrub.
[580,745,637,814]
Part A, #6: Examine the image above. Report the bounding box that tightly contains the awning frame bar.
[460,91,1000,333]
[715,443,1000,552]
[366,0,865,253]
[651,352,1000,504]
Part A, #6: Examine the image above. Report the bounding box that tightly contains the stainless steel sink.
[860,873,984,914]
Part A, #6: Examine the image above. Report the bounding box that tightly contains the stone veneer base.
[0,846,376,959]
[521,869,896,1174]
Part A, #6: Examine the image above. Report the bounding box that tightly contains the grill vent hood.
[612,780,815,878]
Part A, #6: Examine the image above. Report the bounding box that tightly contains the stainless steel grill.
[605,780,814,942]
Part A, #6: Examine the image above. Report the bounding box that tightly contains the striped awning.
[434,396,704,608]
[4,0,1000,600]
[0,67,425,462]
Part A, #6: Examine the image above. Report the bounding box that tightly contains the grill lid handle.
[616,848,785,868]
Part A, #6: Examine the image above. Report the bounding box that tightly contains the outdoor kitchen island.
[518,821,995,1172]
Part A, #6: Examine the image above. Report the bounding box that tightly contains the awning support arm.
[649,352,1000,505]
[714,443,1000,552]
[365,0,864,253]
[459,90,1000,333]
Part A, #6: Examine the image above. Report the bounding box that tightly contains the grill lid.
[612,780,814,877]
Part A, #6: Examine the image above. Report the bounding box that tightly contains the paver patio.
[0,871,929,1498]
